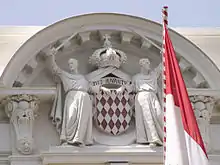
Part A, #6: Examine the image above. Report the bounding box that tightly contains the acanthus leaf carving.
[2,94,40,155]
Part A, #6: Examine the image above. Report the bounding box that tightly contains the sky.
[0,0,219,27]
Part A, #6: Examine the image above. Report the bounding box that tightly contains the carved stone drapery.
[1,94,40,155]
[190,95,215,152]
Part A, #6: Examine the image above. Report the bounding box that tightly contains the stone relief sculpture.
[132,58,163,146]
[86,35,134,137]
[43,32,217,150]
[46,34,165,147]
[46,48,93,146]
[2,94,39,154]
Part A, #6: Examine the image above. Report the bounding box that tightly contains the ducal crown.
[89,34,127,68]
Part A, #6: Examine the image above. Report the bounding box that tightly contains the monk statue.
[132,58,163,146]
[46,48,93,146]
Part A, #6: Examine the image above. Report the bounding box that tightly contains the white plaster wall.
[0,123,10,165]
[34,103,59,153]
[210,124,220,152]
[175,28,220,69]
[0,26,44,76]
[0,123,11,153]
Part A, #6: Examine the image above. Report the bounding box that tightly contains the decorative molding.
[98,30,112,41]
[0,87,219,104]
[79,31,91,43]
[0,157,8,165]
[108,162,129,165]
[141,40,152,49]
[1,14,220,89]
[41,145,163,165]
[16,72,27,85]
[28,57,38,69]
[0,87,56,103]
[120,32,133,44]
[41,145,220,165]
[179,57,191,72]
[0,87,219,156]
[8,155,41,165]
[1,94,40,155]
[0,153,10,165]
[193,72,206,87]
[187,88,220,97]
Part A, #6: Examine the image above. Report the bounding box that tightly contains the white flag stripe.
[185,132,209,165]
[165,94,209,165]
[165,94,189,165]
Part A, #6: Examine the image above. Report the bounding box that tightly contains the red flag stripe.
[163,22,208,158]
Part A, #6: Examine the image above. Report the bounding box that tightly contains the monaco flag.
[163,9,209,165]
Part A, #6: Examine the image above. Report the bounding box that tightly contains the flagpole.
[162,6,168,162]
[161,6,209,165]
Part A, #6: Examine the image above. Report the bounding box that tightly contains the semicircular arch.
[1,13,220,89]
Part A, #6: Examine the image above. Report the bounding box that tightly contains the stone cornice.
[0,87,219,98]
[0,87,220,123]
[0,87,56,103]
[0,153,10,165]
[0,87,220,105]
[41,145,163,164]
[188,88,220,97]
[0,87,218,99]
[40,145,220,165]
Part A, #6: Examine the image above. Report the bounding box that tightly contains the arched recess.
[0,13,220,89]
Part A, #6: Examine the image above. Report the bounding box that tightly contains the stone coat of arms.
[86,35,134,135]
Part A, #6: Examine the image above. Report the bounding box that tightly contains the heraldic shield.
[94,89,133,135]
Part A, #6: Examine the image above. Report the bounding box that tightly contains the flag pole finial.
[162,6,168,26]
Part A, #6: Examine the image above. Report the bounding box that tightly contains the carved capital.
[2,94,40,155]
[190,95,215,152]
[190,95,215,120]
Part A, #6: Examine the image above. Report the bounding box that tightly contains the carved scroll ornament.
[2,94,39,154]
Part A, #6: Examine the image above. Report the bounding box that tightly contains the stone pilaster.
[2,94,40,155]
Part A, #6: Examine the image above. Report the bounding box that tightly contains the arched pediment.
[0,13,219,89]
[1,13,220,162]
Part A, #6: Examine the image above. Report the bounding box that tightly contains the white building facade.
[0,13,220,165]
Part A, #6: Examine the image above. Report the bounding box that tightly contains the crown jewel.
[89,34,127,68]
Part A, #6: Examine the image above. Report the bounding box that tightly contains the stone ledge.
[6,147,220,165]
[41,145,163,165]
[0,87,56,103]
[0,87,219,102]
[188,88,220,97]
[0,154,9,165]
[8,155,41,165]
